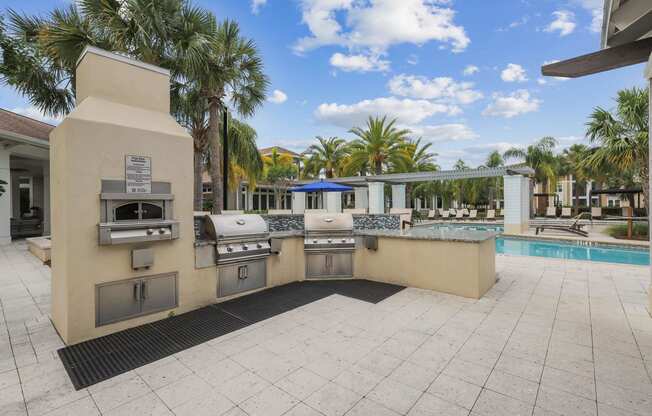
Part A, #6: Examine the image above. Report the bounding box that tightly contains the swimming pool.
[430,223,649,265]
[497,237,649,266]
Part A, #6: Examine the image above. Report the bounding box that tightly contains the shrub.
[605,223,648,239]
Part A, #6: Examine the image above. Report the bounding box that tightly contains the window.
[202,183,212,193]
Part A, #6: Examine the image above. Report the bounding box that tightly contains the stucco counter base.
[354,234,496,299]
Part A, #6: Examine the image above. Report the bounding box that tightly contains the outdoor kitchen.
[49,47,498,351]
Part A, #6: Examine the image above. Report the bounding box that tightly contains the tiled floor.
[1,241,651,416]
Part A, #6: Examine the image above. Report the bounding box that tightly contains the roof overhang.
[542,0,652,78]
[0,129,50,150]
[296,165,535,186]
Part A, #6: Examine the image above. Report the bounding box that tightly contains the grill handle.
[133,282,141,301]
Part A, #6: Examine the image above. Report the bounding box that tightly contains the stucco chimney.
[75,46,170,113]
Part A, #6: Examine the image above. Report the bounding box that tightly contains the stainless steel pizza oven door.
[98,180,180,245]
[304,213,355,279]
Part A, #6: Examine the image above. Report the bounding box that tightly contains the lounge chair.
[497,209,504,218]
[462,208,470,217]
[468,210,478,220]
[441,210,450,219]
[390,208,413,229]
[591,207,602,220]
[427,209,437,220]
[536,214,588,237]
[545,207,557,218]
[455,210,464,220]
[486,209,496,221]
[561,207,572,218]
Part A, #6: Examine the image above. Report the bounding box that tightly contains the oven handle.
[304,247,355,253]
[217,253,270,265]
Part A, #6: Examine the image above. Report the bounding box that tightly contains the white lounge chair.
[441,210,450,219]
[498,209,505,218]
[462,208,470,217]
[455,210,464,219]
[561,207,572,218]
[546,207,557,218]
[427,209,437,220]
[468,210,478,220]
[267,209,292,215]
[343,208,367,214]
[591,207,602,220]
[486,209,496,221]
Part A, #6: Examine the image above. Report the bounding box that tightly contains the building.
[0,109,52,243]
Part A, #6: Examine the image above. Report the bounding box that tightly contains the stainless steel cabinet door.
[141,273,178,315]
[218,259,266,297]
[96,279,142,326]
[305,253,328,278]
[330,253,353,277]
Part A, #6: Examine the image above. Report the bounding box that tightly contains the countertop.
[267,228,497,243]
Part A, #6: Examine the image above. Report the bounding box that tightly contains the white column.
[326,192,342,213]
[43,161,51,235]
[391,184,406,209]
[354,187,368,211]
[291,191,305,214]
[368,182,384,214]
[503,175,530,235]
[0,148,11,244]
[645,55,652,311]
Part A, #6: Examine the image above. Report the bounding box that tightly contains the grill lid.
[205,214,269,240]
[304,213,353,232]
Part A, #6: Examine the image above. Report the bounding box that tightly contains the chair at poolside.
[468,210,478,220]
[497,209,504,218]
[561,207,572,218]
[545,207,557,218]
[536,213,588,237]
[455,210,464,220]
[591,207,602,220]
[427,209,437,220]
[462,208,470,217]
[486,209,496,221]
[441,210,450,220]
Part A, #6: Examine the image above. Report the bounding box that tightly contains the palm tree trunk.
[574,177,579,214]
[208,97,223,214]
[374,161,382,175]
[193,149,203,211]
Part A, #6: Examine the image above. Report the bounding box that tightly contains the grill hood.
[304,213,353,233]
[205,214,269,241]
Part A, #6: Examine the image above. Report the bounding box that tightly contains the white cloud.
[315,97,458,128]
[407,54,419,65]
[482,90,541,118]
[294,0,470,55]
[251,0,267,14]
[388,74,483,104]
[497,15,529,32]
[545,10,576,37]
[573,0,602,32]
[329,52,390,72]
[11,106,61,125]
[268,89,288,104]
[408,123,478,142]
[537,78,547,85]
[463,65,479,76]
[500,63,528,83]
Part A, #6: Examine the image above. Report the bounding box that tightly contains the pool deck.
[1,241,651,416]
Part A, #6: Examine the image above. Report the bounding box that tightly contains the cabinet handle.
[133,282,141,301]
[141,281,148,300]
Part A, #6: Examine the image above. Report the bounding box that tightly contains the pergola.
[542,0,652,309]
[293,165,535,234]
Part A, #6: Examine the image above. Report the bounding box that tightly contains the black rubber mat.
[58,279,404,390]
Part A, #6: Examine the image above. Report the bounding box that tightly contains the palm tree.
[304,136,349,178]
[504,137,558,212]
[1,1,217,210]
[187,20,269,214]
[582,87,649,213]
[346,116,410,175]
[390,138,438,208]
[560,144,589,211]
[485,151,503,209]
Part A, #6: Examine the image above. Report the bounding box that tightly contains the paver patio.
[0,241,651,416]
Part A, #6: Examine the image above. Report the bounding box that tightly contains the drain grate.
[58,279,404,390]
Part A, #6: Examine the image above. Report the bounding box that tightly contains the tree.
[390,138,438,208]
[560,144,589,210]
[346,116,410,175]
[504,137,558,210]
[583,87,649,214]
[304,136,349,178]
[187,20,269,214]
[262,149,298,210]
[485,150,504,209]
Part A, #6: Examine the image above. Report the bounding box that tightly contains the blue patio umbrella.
[289,179,353,193]
[289,180,353,210]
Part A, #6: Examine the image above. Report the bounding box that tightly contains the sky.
[0,0,647,169]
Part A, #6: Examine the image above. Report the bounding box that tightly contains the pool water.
[497,237,649,266]
[430,223,649,266]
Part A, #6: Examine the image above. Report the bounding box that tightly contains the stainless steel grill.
[204,214,271,297]
[304,213,355,279]
[205,214,271,265]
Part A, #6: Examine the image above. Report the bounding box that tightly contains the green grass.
[605,223,648,240]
